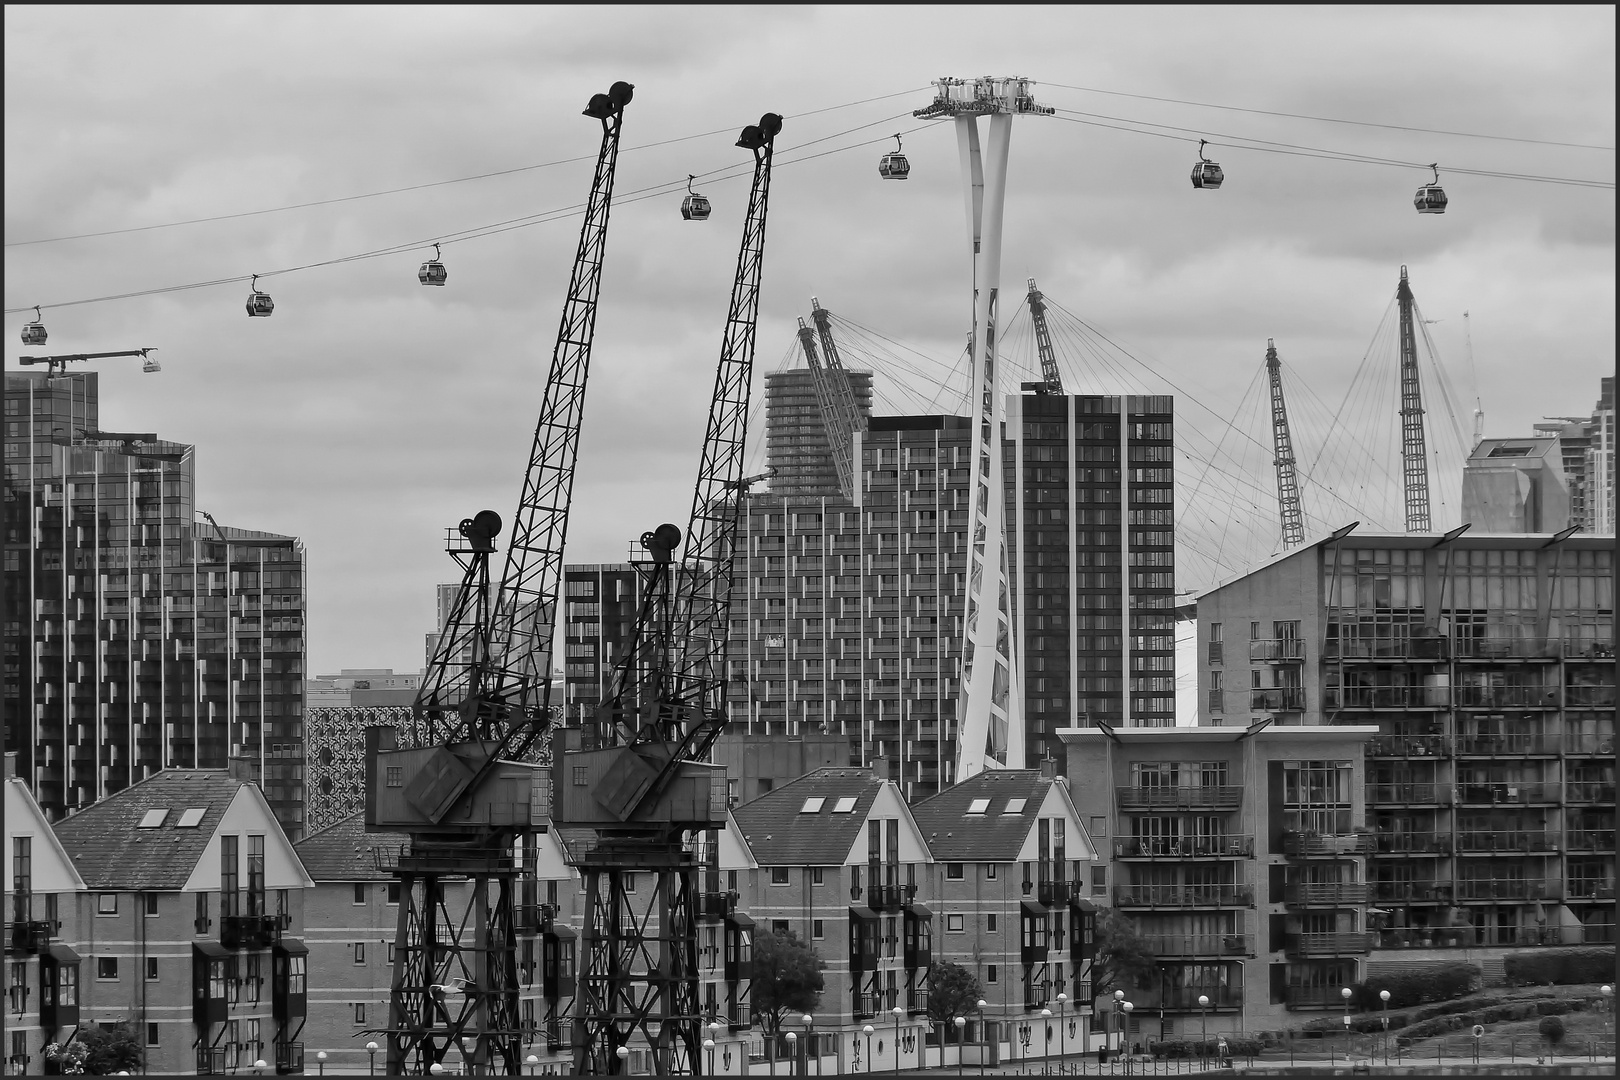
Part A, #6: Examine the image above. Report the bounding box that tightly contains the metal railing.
[1452,635,1561,660]
[1328,684,1446,710]
[1250,688,1306,711]
[1249,638,1305,662]
[1371,831,1451,855]
[1565,733,1618,755]
[1566,831,1617,852]
[1455,684,1559,709]
[1455,734,1562,756]
[1136,933,1253,958]
[1284,931,1375,957]
[1114,835,1254,859]
[1367,735,1450,757]
[1366,783,1450,804]
[1454,877,1557,900]
[1113,884,1254,908]
[1454,830,1559,853]
[1454,783,1562,805]
[1116,785,1243,809]
[1566,684,1618,708]
[1283,882,1369,906]
[1282,831,1375,857]
[1370,880,1445,903]
[1566,781,1617,803]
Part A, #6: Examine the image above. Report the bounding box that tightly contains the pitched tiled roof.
[731,768,883,866]
[294,811,408,881]
[52,770,245,890]
[910,770,1050,862]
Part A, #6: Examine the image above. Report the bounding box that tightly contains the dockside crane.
[795,317,856,499]
[562,109,783,1076]
[1264,339,1307,549]
[1395,266,1432,532]
[1019,278,1064,395]
[364,80,635,1076]
[808,297,867,494]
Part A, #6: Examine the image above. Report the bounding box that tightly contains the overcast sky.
[6,6,1614,681]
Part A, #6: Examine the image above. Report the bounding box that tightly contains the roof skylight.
[800,797,825,813]
[1003,798,1027,814]
[832,797,858,813]
[966,798,991,814]
[176,807,207,827]
[137,809,169,828]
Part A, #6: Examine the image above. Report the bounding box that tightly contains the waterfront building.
[762,368,873,498]
[49,765,313,1075]
[3,371,307,836]
[1460,437,1572,533]
[1194,530,1614,978]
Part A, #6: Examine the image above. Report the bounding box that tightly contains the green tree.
[751,929,826,1039]
[926,961,984,1040]
[1538,1015,1565,1051]
[1090,910,1159,1001]
[78,1023,143,1075]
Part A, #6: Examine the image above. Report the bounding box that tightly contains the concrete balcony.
[1284,931,1375,958]
[1283,882,1369,907]
[1455,685,1558,709]
[1116,785,1242,810]
[1565,781,1617,804]
[1249,638,1305,662]
[1113,884,1254,909]
[1327,684,1445,710]
[1453,635,1561,660]
[1137,933,1253,959]
[1455,877,1558,901]
[1281,831,1375,857]
[1250,688,1305,712]
[1455,783,1561,806]
[1366,783,1450,806]
[1114,835,1254,860]
[1367,735,1450,758]
[1454,830,1559,854]
[1370,880,1447,904]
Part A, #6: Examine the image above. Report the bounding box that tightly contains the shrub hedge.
[1343,961,1481,1010]
[1147,1036,1265,1059]
[1503,947,1616,987]
[1538,1016,1566,1045]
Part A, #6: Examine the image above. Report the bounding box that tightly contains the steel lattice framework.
[1395,265,1432,533]
[1026,278,1065,394]
[1266,339,1306,548]
[808,298,866,501]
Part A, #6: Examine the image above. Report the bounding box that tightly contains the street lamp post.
[315,1050,327,1076]
[255,1060,267,1076]
[526,1053,539,1076]
[894,1005,906,1074]
[976,998,990,1078]
[1040,1009,1052,1077]
[954,1017,967,1078]
[1602,985,1614,1039]
[1198,994,1210,1066]
[1049,997,1062,1075]
[429,1065,445,1077]
[863,1025,875,1075]
[1341,986,1354,1064]
[803,1015,817,1077]
[1121,1003,1134,1076]
[1112,989,1125,1064]
[704,1038,716,1076]
[786,1031,798,1077]
[1379,989,1392,1066]
[615,1045,629,1074]
[365,1042,379,1077]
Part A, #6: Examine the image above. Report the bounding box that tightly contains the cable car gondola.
[1415,163,1448,215]
[1191,139,1223,190]
[21,306,47,346]
[245,275,274,318]
[681,174,711,221]
[419,243,448,286]
[879,133,910,180]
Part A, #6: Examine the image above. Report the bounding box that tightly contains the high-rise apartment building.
[1587,375,1615,534]
[1006,392,1178,750]
[1195,531,1615,968]
[3,372,307,835]
[763,368,873,498]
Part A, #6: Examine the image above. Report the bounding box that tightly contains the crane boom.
[808,298,866,491]
[1027,278,1064,394]
[1396,265,1432,532]
[368,81,634,1078]
[795,317,856,499]
[1265,339,1306,548]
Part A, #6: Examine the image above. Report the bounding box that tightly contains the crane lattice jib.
[664,124,778,748]
[1395,266,1432,533]
[1027,278,1064,394]
[1266,340,1306,548]
[809,299,867,474]
[446,90,630,755]
[797,318,856,499]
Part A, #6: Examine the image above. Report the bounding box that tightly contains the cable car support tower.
[561,110,783,1076]
[913,76,1051,778]
[1265,339,1306,549]
[1396,265,1432,533]
[364,80,634,1076]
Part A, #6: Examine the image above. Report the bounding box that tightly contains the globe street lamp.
[365,1042,379,1077]
[1341,986,1354,1064]
[977,998,990,1078]
[1040,1008,1053,1077]
[1121,1003,1134,1076]
[954,1016,967,1078]
[254,1060,267,1076]
[1198,994,1210,1065]
[429,1065,445,1077]
[893,1005,906,1073]
[1379,989,1392,1065]
[615,1045,629,1074]
[316,1050,327,1076]
[1056,992,1068,1068]
[704,1038,716,1075]
[803,1014,817,1077]
[786,1032,797,1076]
[1602,985,1614,1037]
[863,1025,875,1075]
[1113,989,1126,1063]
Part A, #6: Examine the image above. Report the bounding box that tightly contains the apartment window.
[97,893,118,915]
[987,964,998,984]
[811,868,824,885]
[1208,622,1222,664]
[245,954,261,1004]
[7,962,25,1013]
[146,1023,159,1048]
[221,835,238,917]
[987,914,999,933]
[770,867,790,885]
[946,914,964,933]
[1089,816,1107,838]
[572,767,589,786]
[984,864,998,880]
[1091,866,1107,893]
[946,863,964,880]
[624,874,636,893]
[387,882,401,905]
[354,943,366,965]
[772,920,790,936]
[144,894,159,916]
[385,767,403,788]
[353,1003,366,1026]
[97,957,118,980]
[146,958,159,981]
[353,883,366,905]
[812,920,825,940]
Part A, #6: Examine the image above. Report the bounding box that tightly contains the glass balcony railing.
[1366,783,1450,805]
[1161,987,1244,1011]
[1455,685,1559,709]
[1250,688,1306,712]
[1136,933,1253,959]
[1281,831,1375,857]
[1114,835,1254,859]
[1328,684,1446,710]
[1283,931,1375,957]
[1454,830,1559,854]
[1367,735,1450,757]
[1379,923,1614,949]
[1566,684,1618,708]
[1283,882,1370,906]
[1455,734,1562,756]
[1566,781,1617,803]
[1565,734,1618,755]
[1454,783,1561,805]
[1117,785,1243,809]
[1566,831,1617,852]
[1455,878,1557,900]
[1113,884,1254,908]
[1370,880,1446,903]
[1249,638,1305,662]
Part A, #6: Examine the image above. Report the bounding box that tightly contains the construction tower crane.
[364,79,634,1077]
[1019,278,1064,395]
[795,317,856,499]
[560,109,783,1076]
[1395,265,1432,532]
[808,297,867,495]
[1264,339,1306,549]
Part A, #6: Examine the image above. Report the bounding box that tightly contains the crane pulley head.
[458,510,503,554]
[583,81,635,120]
[639,523,682,564]
[735,112,783,151]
